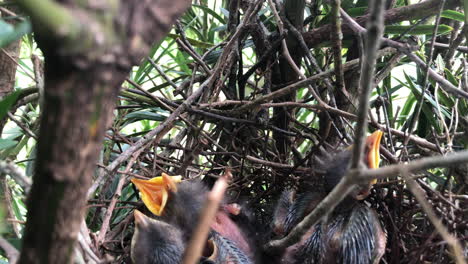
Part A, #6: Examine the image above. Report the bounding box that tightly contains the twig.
[358,150,468,181]
[350,0,385,169]
[330,0,345,93]
[181,172,229,264]
[6,112,38,140]
[148,58,179,90]
[0,160,32,193]
[246,155,295,169]
[0,236,19,264]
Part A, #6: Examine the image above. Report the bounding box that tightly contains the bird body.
[272,131,386,264]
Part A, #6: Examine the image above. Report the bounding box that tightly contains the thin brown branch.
[0,235,19,264]
[358,150,468,181]
[0,160,32,192]
[331,0,346,93]
[181,172,229,264]
[350,0,385,169]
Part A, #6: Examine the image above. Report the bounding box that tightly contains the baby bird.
[272,130,387,264]
[131,175,256,263]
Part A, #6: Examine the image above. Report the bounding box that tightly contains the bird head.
[131,173,182,216]
[132,174,208,239]
[131,210,185,264]
[324,130,383,200]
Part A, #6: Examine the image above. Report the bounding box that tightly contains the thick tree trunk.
[16,0,191,262]
[18,61,126,263]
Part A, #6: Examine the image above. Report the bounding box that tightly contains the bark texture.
[17,0,191,263]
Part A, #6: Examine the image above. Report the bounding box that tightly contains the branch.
[0,236,19,264]
[181,174,229,264]
[0,160,32,193]
[358,150,468,180]
[350,0,385,169]
[303,0,461,47]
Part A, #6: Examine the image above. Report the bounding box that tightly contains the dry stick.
[358,149,468,181]
[269,0,327,107]
[149,58,180,90]
[0,236,19,264]
[403,51,468,99]
[331,0,345,93]
[349,0,385,169]
[261,102,357,120]
[0,160,32,192]
[6,112,38,140]
[246,155,295,169]
[433,41,468,53]
[401,169,466,264]
[268,0,302,79]
[265,1,386,252]
[96,148,142,245]
[445,25,467,67]
[181,175,229,264]
[78,221,100,263]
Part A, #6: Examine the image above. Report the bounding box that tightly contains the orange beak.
[131,173,182,216]
[133,210,149,228]
[365,130,383,184]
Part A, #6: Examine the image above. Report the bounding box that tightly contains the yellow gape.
[131,173,182,216]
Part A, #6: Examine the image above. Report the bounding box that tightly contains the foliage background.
[0,0,467,263]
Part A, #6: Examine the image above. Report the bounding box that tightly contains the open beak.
[365,130,383,183]
[131,173,182,216]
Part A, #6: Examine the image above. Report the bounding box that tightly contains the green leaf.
[441,10,465,22]
[0,139,18,150]
[192,4,226,23]
[443,68,459,87]
[123,110,175,126]
[385,25,453,35]
[0,20,31,48]
[0,19,14,35]
[167,33,214,49]
[0,90,22,120]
